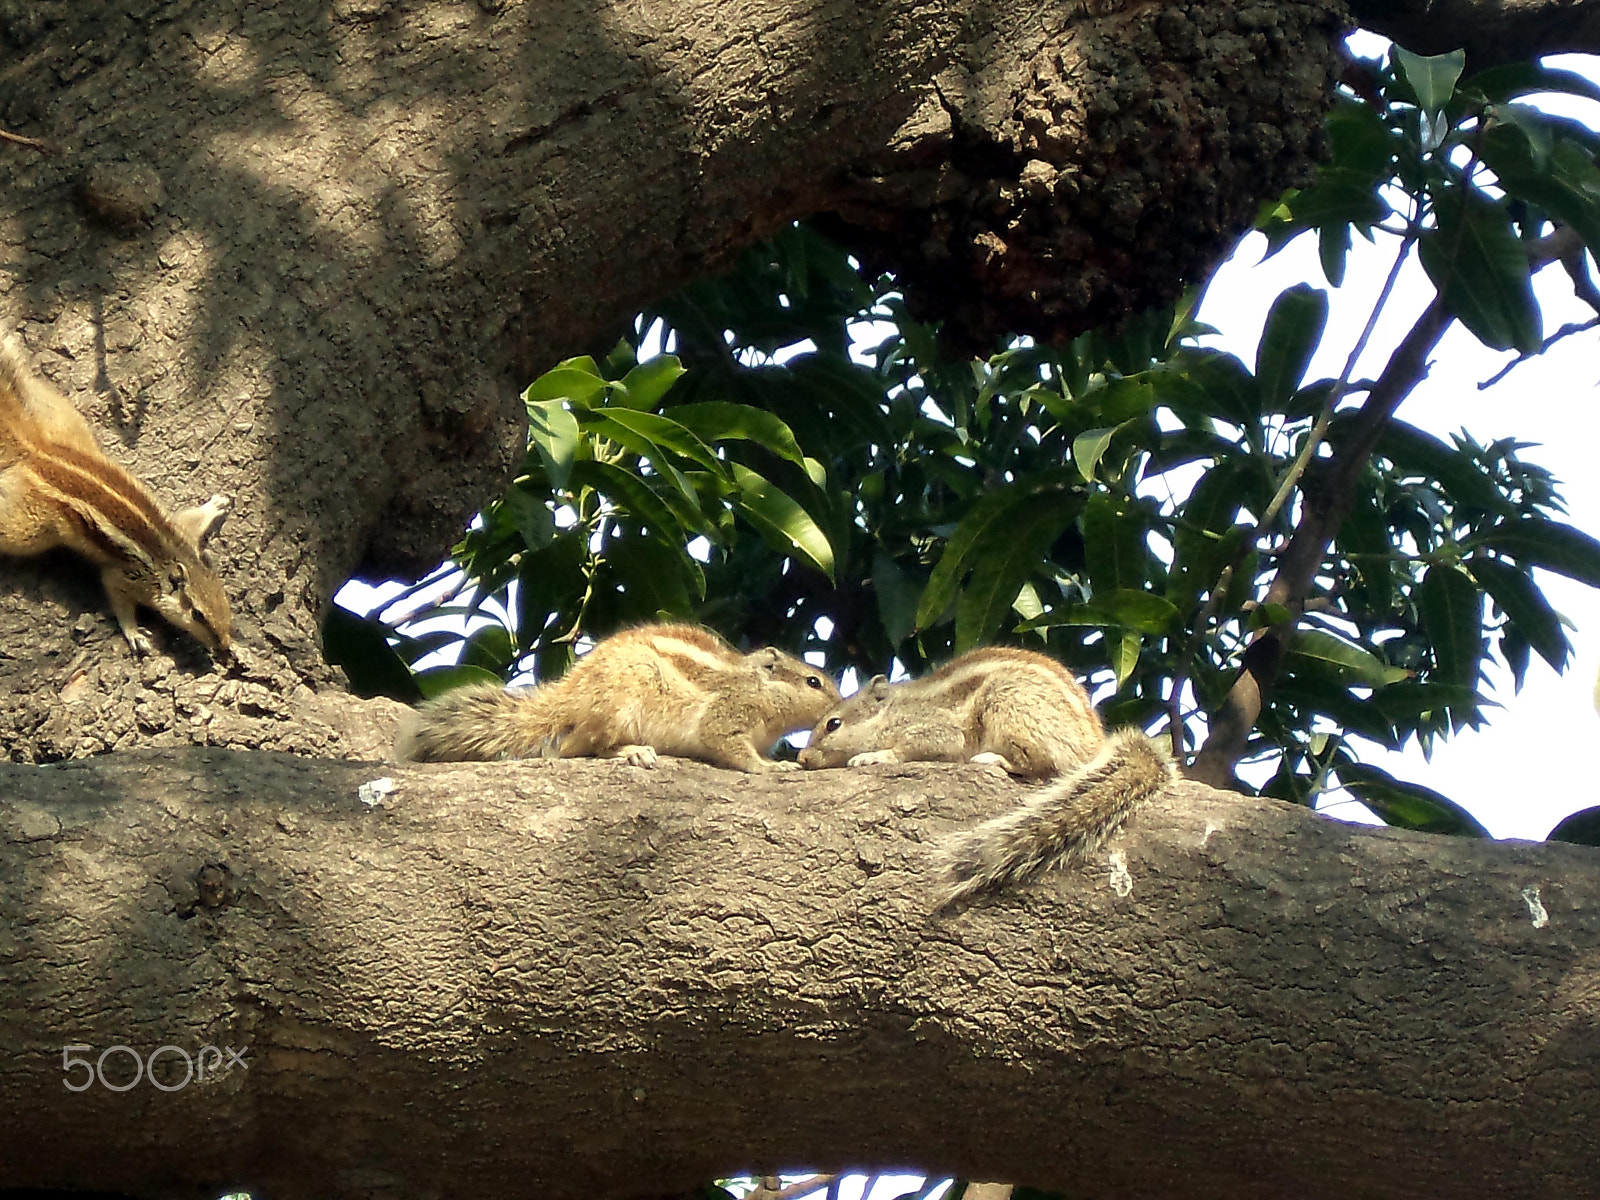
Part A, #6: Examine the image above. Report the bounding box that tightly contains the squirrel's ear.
[867,674,891,698]
[759,647,781,672]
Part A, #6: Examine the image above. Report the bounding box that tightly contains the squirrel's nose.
[798,747,817,769]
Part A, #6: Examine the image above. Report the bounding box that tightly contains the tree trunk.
[1,756,1596,1199]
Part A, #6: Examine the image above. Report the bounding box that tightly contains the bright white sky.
[343,42,1600,843]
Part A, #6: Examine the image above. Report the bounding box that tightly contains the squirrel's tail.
[938,727,1178,908]
[396,682,566,762]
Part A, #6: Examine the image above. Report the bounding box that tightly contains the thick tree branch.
[1349,0,1600,64]
[2,752,1597,1200]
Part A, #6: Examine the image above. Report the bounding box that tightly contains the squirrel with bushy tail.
[799,646,1177,907]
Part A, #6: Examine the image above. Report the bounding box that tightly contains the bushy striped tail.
[938,727,1178,908]
[396,683,565,762]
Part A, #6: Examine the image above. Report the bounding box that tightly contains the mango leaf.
[1418,192,1540,354]
[525,399,580,490]
[1255,284,1329,409]
[611,354,686,410]
[588,408,728,475]
[568,459,699,544]
[872,552,922,646]
[954,493,1081,650]
[1394,47,1466,114]
[1548,806,1600,847]
[729,463,835,580]
[1472,518,1600,587]
[1480,124,1600,258]
[915,481,1075,629]
[1020,589,1181,637]
[1463,62,1600,107]
[603,534,702,617]
[1337,759,1490,837]
[1468,555,1570,671]
[501,486,555,552]
[412,663,507,701]
[1284,629,1410,687]
[1374,420,1509,514]
[1083,492,1149,594]
[668,401,826,485]
[1281,167,1393,230]
[1419,564,1484,690]
[322,605,422,702]
[523,356,608,406]
[1072,426,1121,482]
[1111,628,1142,688]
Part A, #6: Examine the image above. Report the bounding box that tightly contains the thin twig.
[0,127,50,152]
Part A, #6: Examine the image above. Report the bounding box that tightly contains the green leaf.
[729,463,836,580]
[1072,426,1121,482]
[954,493,1081,650]
[1372,419,1509,514]
[1468,555,1570,672]
[612,354,686,410]
[525,399,580,490]
[412,663,507,701]
[1394,47,1465,114]
[1284,629,1410,687]
[916,482,1076,630]
[1472,518,1600,587]
[1337,760,1490,837]
[872,552,921,647]
[1419,564,1484,690]
[1548,806,1600,847]
[322,606,422,703]
[668,401,826,485]
[523,356,608,406]
[1463,62,1600,108]
[568,459,697,544]
[502,486,555,553]
[602,534,701,618]
[1281,167,1392,230]
[1418,192,1540,354]
[1019,589,1181,637]
[1480,124,1600,258]
[1255,284,1329,409]
[1083,492,1148,594]
[1111,628,1141,688]
[588,408,728,476]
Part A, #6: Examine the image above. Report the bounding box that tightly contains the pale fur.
[398,623,842,773]
[799,646,1177,905]
[0,332,232,655]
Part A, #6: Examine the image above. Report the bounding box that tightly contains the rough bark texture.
[0,0,1356,759]
[1,757,1597,1200]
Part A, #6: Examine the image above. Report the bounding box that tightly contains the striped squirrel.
[398,623,842,772]
[798,647,1177,905]
[0,331,233,656]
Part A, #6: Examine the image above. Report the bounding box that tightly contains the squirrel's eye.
[825,717,842,733]
[807,675,823,689]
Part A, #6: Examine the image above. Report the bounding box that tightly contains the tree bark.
[2,755,1597,1200]
[1349,0,1600,66]
[0,0,1357,757]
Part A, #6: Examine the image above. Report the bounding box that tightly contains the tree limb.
[1,751,1596,1200]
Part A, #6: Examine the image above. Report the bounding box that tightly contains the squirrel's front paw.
[767,759,803,772]
[618,744,658,768]
[848,749,900,767]
[969,751,1018,774]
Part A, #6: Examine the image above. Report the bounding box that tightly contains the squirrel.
[0,331,233,656]
[798,646,1177,905]
[398,622,843,772]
